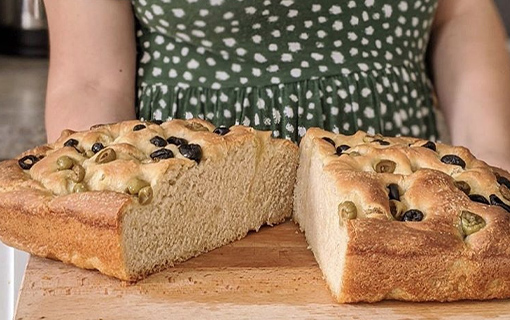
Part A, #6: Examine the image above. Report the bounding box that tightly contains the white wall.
[0,244,29,320]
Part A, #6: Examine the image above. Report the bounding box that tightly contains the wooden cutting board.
[15,221,510,320]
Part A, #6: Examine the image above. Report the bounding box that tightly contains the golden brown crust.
[302,128,510,302]
[0,187,129,279]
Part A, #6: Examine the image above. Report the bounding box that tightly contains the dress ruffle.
[137,63,438,143]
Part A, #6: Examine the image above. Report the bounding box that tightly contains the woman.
[44,0,510,169]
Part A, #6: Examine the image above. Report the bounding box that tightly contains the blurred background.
[0,1,509,319]
[499,0,510,32]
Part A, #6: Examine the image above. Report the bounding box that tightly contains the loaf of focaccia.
[0,119,298,281]
[294,128,510,302]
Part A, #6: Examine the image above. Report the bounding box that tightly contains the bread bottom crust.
[339,245,510,302]
[0,189,129,280]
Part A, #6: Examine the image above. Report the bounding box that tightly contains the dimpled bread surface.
[0,119,298,281]
[294,128,510,303]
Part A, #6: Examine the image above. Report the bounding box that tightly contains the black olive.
[18,155,40,170]
[373,139,390,146]
[490,194,510,213]
[64,139,79,148]
[322,137,335,147]
[167,136,188,146]
[150,136,168,147]
[150,148,174,160]
[388,184,400,201]
[421,141,437,152]
[441,154,466,169]
[150,120,164,125]
[178,143,202,164]
[91,142,105,154]
[336,144,350,156]
[496,174,510,189]
[213,126,230,136]
[401,209,424,222]
[133,124,146,131]
[469,194,490,205]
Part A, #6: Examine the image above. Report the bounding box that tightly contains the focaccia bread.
[0,119,298,281]
[294,128,510,303]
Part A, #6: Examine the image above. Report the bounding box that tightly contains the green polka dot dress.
[132,0,439,143]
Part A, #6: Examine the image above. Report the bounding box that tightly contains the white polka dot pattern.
[133,0,439,142]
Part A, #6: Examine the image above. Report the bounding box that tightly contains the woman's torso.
[132,0,439,142]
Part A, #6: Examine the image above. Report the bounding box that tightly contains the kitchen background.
[0,1,509,319]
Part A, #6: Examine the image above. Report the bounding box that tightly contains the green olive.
[95,148,116,164]
[84,150,95,158]
[375,160,396,173]
[69,164,85,183]
[73,183,87,193]
[126,178,150,195]
[338,201,357,220]
[56,156,74,170]
[454,181,471,196]
[185,122,209,132]
[500,184,510,202]
[461,210,486,237]
[138,186,153,205]
[349,151,361,157]
[389,199,405,220]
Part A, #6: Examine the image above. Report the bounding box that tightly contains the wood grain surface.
[15,221,510,320]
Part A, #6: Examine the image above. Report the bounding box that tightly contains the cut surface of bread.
[294,128,510,303]
[0,119,298,281]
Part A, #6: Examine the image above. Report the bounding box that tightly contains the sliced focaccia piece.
[294,128,510,302]
[0,119,298,281]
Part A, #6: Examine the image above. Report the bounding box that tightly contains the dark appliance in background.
[0,0,48,57]
[495,0,510,35]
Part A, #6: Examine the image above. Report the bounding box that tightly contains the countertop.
[0,55,47,159]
